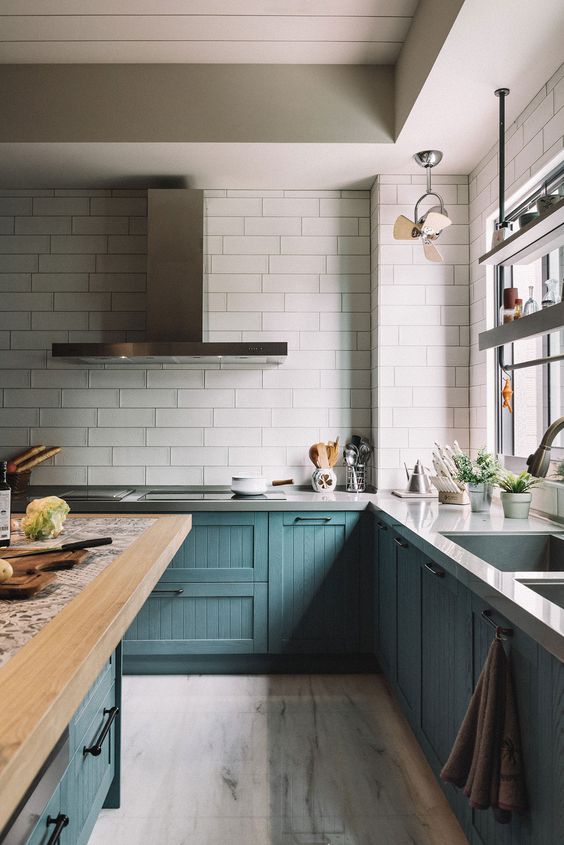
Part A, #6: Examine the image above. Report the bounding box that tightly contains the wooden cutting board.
[0,571,56,599]
[6,549,89,575]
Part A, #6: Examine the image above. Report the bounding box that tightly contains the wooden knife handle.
[16,447,61,471]
[272,479,294,487]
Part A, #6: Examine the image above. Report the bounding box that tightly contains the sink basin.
[518,580,564,609]
[440,532,564,572]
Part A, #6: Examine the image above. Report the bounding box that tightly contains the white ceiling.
[0,0,418,64]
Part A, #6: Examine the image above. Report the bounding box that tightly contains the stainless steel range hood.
[52,189,287,364]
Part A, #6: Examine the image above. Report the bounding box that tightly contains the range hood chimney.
[52,188,287,364]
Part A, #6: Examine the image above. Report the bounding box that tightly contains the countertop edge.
[0,513,192,834]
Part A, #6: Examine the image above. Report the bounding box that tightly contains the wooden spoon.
[309,444,320,468]
[317,443,329,468]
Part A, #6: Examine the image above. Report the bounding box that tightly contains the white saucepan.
[231,475,268,496]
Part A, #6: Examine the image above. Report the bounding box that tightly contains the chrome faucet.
[527,416,564,477]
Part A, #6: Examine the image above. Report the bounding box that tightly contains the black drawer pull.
[152,587,184,596]
[481,609,513,639]
[294,516,332,523]
[376,521,387,530]
[46,814,69,845]
[394,537,408,549]
[84,706,119,757]
[424,561,445,577]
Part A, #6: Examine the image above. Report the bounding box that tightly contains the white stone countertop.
[0,516,156,667]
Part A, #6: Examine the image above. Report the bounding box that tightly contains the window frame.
[495,163,564,464]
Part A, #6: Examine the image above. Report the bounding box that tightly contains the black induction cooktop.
[140,491,286,501]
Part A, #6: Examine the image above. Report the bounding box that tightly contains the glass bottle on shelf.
[523,285,538,315]
[514,298,523,319]
[542,278,560,308]
[499,287,518,324]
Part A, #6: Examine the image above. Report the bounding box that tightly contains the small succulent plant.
[453,448,501,486]
[496,470,542,494]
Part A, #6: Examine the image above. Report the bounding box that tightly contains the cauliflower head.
[22,496,70,540]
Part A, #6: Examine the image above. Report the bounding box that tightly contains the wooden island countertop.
[0,513,192,833]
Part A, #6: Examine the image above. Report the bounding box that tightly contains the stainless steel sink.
[440,532,564,572]
[517,580,564,609]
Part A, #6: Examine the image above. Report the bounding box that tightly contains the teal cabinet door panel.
[269,511,361,654]
[375,521,397,677]
[160,513,268,583]
[60,683,116,845]
[26,786,62,845]
[124,582,267,654]
[419,558,471,773]
[395,534,421,728]
[469,597,564,845]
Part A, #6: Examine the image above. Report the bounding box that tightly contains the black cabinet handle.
[84,706,119,757]
[294,516,332,523]
[424,561,445,577]
[376,521,387,530]
[481,609,513,639]
[46,814,69,845]
[152,588,184,596]
[394,537,408,548]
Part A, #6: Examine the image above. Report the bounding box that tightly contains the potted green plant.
[496,470,542,519]
[453,448,500,512]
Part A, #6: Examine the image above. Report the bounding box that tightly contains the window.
[496,164,564,462]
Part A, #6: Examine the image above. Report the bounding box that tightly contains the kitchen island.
[0,513,191,838]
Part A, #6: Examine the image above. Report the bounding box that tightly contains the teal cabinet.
[161,513,268,583]
[21,651,121,845]
[124,582,267,654]
[26,786,64,845]
[394,533,421,728]
[374,517,397,677]
[374,515,564,845]
[268,511,362,654]
[124,512,269,660]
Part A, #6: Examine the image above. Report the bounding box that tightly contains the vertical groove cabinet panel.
[60,684,116,845]
[26,786,62,845]
[124,582,267,655]
[268,512,362,654]
[419,558,472,766]
[159,513,268,583]
[375,519,397,677]
[469,596,564,845]
[394,534,421,730]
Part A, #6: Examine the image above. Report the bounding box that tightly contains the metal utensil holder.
[346,464,365,492]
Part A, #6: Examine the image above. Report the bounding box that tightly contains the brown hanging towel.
[440,637,527,823]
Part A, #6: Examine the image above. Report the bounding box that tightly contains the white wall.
[371,173,470,489]
[0,188,371,487]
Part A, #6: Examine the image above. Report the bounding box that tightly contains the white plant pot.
[500,491,532,519]
[466,483,493,513]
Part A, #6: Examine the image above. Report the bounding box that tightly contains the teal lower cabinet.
[124,510,373,670]
[374,513,564,845]
[17,649,122,845]
[124,582,268,655]
[268,511,365,654]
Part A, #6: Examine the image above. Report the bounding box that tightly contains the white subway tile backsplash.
[1,187,373,483]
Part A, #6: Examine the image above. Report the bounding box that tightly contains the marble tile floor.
[89,674,468,845]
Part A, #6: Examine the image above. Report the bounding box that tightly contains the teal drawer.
[25,785,63,845]
[124,581,267,655]
[159,512,268,582]
[61,683,117,845]
[69,657,114,755]
[281,512,350,527]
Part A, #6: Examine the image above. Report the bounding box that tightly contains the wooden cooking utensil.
[272,479,293,487]
[309,444,320,468]
[317,443,329,468]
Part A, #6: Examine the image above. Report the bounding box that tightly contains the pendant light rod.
[495,88,510,228]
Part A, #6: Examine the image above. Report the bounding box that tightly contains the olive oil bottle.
[0,461,11,547]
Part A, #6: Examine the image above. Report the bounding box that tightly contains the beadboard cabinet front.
[268,512,362,654]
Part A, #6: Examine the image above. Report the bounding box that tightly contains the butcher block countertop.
[0,513,192,834]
